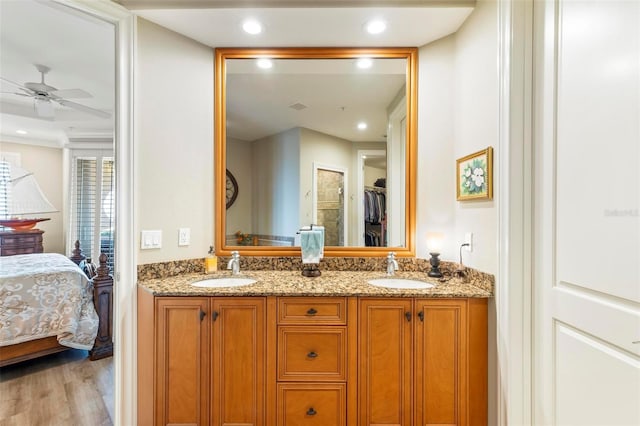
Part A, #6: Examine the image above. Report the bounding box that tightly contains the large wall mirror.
[215,48,417,257]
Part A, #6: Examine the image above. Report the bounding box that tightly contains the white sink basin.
[191,277,257,288]
[367,278,435,289]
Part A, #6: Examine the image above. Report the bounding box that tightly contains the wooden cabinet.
[138,293,486,426]
[137,290,266,426]
[0,229,44,256]
[358,298,488,426]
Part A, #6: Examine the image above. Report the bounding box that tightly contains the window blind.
[70,152,115,272]
[0,161,10,220]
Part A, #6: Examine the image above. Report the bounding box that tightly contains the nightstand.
[0,229,44,256]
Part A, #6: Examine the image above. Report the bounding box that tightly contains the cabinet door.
[415,299,467,426]
[156,297,210,426]
[211,298,266,426]
[359,298,413,426]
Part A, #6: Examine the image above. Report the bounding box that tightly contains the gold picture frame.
[456,147,493,201]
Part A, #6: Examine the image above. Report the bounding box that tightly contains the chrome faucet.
[227,251,241,275]
[386,252,399,276]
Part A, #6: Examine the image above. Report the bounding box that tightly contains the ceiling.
[0,1,115,146]
[227,58,406,142]
[129,4,474,48]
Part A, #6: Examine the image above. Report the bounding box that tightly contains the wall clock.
[226,169,238,209]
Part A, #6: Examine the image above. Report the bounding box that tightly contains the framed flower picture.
[456,147,493,201]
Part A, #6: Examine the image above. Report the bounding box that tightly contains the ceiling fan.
[0,64,111,119]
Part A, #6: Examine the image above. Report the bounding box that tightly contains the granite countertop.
[138,269,492,298]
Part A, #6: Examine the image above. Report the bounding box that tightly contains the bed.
[0,241,113,367]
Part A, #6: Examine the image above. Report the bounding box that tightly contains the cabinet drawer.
[277,383,346,426]
[0,247,42,256]
[1,234,42,245]
[278,297,346,325]
[278,326,347,381]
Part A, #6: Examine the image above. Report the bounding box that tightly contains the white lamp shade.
[9,165,58,216]
[426,232,445,253]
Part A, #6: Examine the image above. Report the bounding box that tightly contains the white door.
[533,1,640,425]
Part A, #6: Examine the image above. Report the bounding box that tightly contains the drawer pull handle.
[306,308,318,315]
[306,407,317,416]
[307,351,318,358]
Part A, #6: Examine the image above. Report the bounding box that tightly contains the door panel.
[555,323,640,425]
[359,299,412,426]
[533,0,640,424]
[415,300,466,426]
[156,298,209,426]
[212,298,266,426]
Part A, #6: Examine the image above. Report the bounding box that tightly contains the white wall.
[452,0,498,274]
[252,128,300,238]
[0,141,64,254]
[418,0,498,275]
[226,137,253,236]
[418,35,456,261]
[136,18,213,264]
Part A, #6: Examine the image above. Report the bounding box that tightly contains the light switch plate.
[141,230,162,249]
[178,228,190,246]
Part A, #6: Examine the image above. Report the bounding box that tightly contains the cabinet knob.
[306,407,317,416]
[307,351,318,358]
[405,311,412,322]
[306,308,318,315]
[212,311,219,321]
[418,311,424,322]
[199,310,206,321]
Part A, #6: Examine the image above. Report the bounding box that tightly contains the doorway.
[313,164,347,246]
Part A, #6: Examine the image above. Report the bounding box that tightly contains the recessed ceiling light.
[356,58,373,69]
[256,58,273,69]
[242,19,263,35]
[16,129,27,135]
[365,19,386,35]
[357,122,368,130]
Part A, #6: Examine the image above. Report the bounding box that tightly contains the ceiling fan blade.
[49,88,92,99]
[0,91,30,97]
[1,77,36,95]
[34,98,55,118]
[56,99,111,119]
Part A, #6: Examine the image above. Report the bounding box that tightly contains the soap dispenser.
[205,246,217,273]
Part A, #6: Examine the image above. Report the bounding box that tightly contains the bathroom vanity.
[137,270,489,426]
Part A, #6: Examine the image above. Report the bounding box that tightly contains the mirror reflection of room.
[224,57,407,248]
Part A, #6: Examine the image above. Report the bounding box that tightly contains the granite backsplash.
[137,256,494,294]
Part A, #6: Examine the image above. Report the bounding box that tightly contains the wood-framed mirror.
[215,47,417,257]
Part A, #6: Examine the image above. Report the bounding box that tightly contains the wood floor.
[0,349,113,426]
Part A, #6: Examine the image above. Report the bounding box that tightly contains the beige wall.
[418,0,498,274]
[0,142,64,254]
[136,18,214,264]
[226,138,253,236]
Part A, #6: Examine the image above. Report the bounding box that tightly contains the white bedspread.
[0,253,99,350]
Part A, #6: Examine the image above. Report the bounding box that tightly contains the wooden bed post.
[69,240,86,265]
[89,253,114,360]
